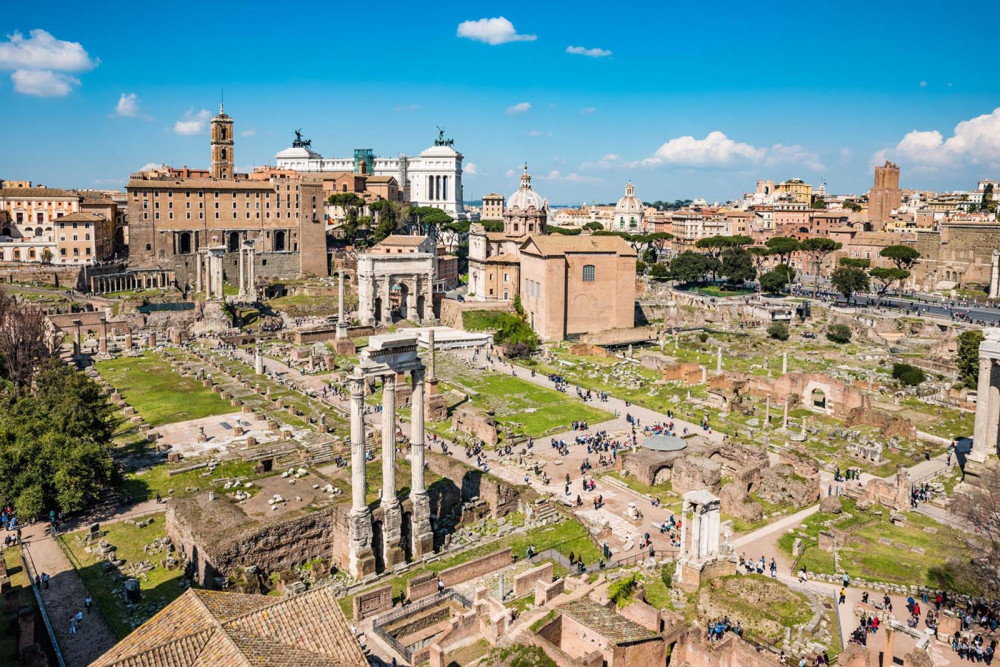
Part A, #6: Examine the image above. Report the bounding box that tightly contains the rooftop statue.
[292,129,312,149]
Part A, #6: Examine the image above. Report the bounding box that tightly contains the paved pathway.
[20,522,119,666]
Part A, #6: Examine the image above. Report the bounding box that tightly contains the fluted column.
[410,367,433,558]
[337,272,347,338]
[347,373,375,577]
[381,375,397,506]
[973,355,993,462]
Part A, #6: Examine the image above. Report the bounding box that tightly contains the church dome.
[507,165,547,211]
[614,181,643,217]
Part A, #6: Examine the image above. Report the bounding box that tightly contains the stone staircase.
[533,500,561,525]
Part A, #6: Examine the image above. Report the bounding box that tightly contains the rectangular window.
[583,265,596,282]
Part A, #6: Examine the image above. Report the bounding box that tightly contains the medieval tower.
[210,104,234,179]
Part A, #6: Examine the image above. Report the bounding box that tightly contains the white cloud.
[764,143,825,171]
[839,147,852,163]
[0,29,97,97]
[581,153,637,170]
[566,45,612,58]
[395,104,420,112]
[874,107,1000,168]
[538,170,601,183]
[173,108,211,135]
[580,107,596,114]
[642,131,765,167]
[114,92,140,117]
[527,130,543,137]
[138,162,164,173]
[0,29,97,71]
[457,17,535,45]
[506,101,531,115]
[919,80,927,87]
[464,162,480,176]
[505,169,518,179]
[11,69,79,97]
[241,128,256,137]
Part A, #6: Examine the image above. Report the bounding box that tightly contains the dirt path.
[20,522,119,666]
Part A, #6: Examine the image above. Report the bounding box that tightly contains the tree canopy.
[799,238,842,296]
[0,360,118,519]
[720,247,756,284]
[668,251,709,284]
[831,266,870,302]
[879,245,920,270]
[868,266,910,295]
[957,329,985,388]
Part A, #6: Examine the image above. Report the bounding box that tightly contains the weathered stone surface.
[671,455,722,495]
[819,495,844,514]
[718,482,763,523]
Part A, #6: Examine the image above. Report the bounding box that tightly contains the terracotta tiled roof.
[377,234,428,247]
[0,187,78,199]
[559,598,657,645]
[126,178,276,191]
[56,212,108,223]
[520,234,637,258]
[92,586,366,667]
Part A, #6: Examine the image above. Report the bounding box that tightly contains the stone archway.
[811,388,827,410]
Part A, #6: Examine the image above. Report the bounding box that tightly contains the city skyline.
[1,0,998,203]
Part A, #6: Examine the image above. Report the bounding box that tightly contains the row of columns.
[196,247,225,300]
[71,320,137,357]
[348,367,432,577]
[89,272,170,294]
[237,241,256,299]
[427,175,448,202]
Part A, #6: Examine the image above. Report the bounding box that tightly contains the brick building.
[126,105,328,288]
[869,161,902,230]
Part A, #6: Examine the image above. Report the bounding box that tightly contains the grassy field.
[266,293,337,318]
[691,285,755,298]
[701,575,813,646]
[462,310,509,330]
[779,498,965,586]
[94,352,234,426]
[0,550,36,666]
[123,459,262,502]
[435,361,612,440]
[59,513,187,639]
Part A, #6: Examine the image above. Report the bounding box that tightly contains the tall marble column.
[382,280,392,324]
[196,252,203,293]
[337,272,347,339]
[410,367,433,558]
[348,375,375,578]
[381,375,404,567]
[238,246,245,296]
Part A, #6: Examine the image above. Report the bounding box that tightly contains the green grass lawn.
[0,550,36,666]
[94,352,234,426]
[265,293,336,318]
[691,285,755,298]
[702,575,813,647]
[59,513,188,639]
[123,459,263,502]
[778,498,965,586]
[462,310,509,330]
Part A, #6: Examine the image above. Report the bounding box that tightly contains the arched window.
[582,265,595,282]
[228,232,240,252]
[179,232,192,254]
[274,230,286,252]
[221,148,227,161]
[221,127,227,140]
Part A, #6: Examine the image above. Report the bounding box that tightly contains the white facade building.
[275,130,468,220]
[613,181,645,232]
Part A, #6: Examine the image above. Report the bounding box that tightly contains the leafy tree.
[868,266,910,299]
[831,266,870,303]
[41,248,53,264]
[409,206,453,231]
[760,266,793,294]
[748,246,773,277]
[767,322,789,341]
[328,192,366,240]
[668,251,707,284]
[635,260,647,274]
[695,235,752,258]
[827,324,852,344]
[879,245,920,271]
[982,183,995,213]
[649,262,669,280]
[548,226,581,236]
[582,221,604,231]
[642,246,658,264]
[481,220,504,233]
[839,257,871,269]
[957,329,985,388]
[513,293,524,317]
[489,312,538,358]
[799,238,842,296]
[703,254,722,282]
[892,362,926,386]
[810,195,826,209]
[845,201,863,212]
[720,247,756,284]
[0,360,118,519]
[950,465,1000,596]
[765,237,800,288]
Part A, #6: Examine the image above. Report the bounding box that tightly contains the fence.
[19,540,67,667]
[370,589,473,662]
[528,546,651,575]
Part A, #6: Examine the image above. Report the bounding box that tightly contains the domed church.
[613,181,644,232]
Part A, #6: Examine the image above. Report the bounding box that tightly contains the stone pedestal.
[425,378,448,422]
[333,339,356,355]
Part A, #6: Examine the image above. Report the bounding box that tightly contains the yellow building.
[775,178,813,205]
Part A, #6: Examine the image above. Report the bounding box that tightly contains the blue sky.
[1,0,998,204]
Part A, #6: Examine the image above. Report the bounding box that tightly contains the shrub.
[767,322,789,341]
[635,260,647,274]
[608,574,637,608]
[660,564,673,589]
[827,324,852,344]
[892,362,926,386]
[698,332,709,343]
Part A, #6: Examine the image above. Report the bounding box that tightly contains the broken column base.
[348,508,377,580]
[961,456,998,490]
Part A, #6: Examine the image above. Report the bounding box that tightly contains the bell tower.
[210,103,234,179]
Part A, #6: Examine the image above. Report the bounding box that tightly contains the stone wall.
[0,264,85,289]
[407,548,514,601]
[425,451,532,518]
[166,496,340,588]
[451,405,499,446]
[513,562,553,598]
[353,584,392,620]
[671,455,722,495]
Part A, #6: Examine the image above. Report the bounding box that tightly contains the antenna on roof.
[220,87,224,114]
